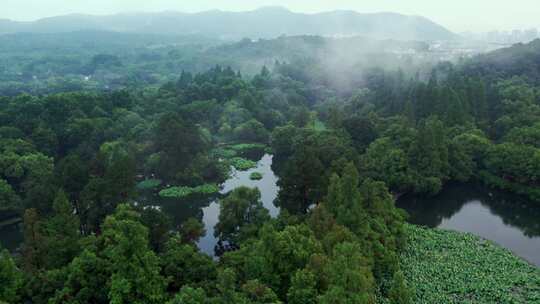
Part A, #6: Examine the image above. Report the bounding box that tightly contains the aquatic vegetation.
[401,224,540,303]
[249,172,263,180]
[212,147,237,159]
[212,144,267,160]
[159,184,220,198]
[136,179,162,190]
[229,157,257,171]
[229,143,267,152]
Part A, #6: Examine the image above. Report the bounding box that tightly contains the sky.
[2,0,540,33]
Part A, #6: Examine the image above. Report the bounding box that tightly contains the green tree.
[277,145,325,214]
[287,269,318,304]
[233,119,269,143]
[167,286,209,304]
[409,116,450,195]
[50,249,110,304]
[360,138,413,193]
[325,163,368,240]
[214,268,250,304]
[42,190,81,269]
[55,154,89,202]
[215,187,270,242]
[319,242,375,304]
[388,271,412,304]
[80,142,135,232]
[180,218,206,244]
[241,280,281,303]
[101,204,167,304]
[0,179,21,211]
[140,207,173,252]
[154,113,207,182]
[0,248,23,303]
[22,208,45,272]
[161,235,217,292]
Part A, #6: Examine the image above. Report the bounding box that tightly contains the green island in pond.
[136,179,162,190]
[401,225,540,304]
[229,157,257,171]
[158,184,220,198]
[249,172,263,180]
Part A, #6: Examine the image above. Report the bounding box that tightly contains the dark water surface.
[397,183,540,267]
[0,223,23,252]
[140,153,280,255]
[2,157,539,268]
[0,154,280,255]
[138,153,279,256]
[196,153,279,254]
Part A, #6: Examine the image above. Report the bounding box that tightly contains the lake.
[397,183,540,267]
[2,155,539,269]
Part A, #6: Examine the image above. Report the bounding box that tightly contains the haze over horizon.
[2,0,540,33]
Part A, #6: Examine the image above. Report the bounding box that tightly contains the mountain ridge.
[0,7,458,41]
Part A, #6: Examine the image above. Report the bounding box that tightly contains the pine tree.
[389,271,413,304]
[22,208,45,272]
[42,190,81,269]
[0,248,23,303]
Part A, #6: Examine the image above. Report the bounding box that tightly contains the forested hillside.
[0,7,457,41]
[0,32,433,96]
[0,33,539,303]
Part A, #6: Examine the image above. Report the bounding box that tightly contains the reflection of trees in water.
[397,184,469,228]
[140,191,217,228]
[0,224,23,252]
[271,155,311,214]
[240,149,266,162]
[397,182,540,237]
[481,191,540,237]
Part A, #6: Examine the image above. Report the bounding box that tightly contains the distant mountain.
[0,7,457,41]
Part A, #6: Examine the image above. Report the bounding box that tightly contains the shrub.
[159,184,219,198]
[229,157,257,171]
[250,172,263,180]
[136,179,162,190]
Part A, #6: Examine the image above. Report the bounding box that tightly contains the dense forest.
[0,32,435,96]
[1,31,540,303]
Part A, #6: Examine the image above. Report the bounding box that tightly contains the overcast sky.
[3,0,540,33]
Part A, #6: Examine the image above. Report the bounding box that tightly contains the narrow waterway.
[197,153,279,254]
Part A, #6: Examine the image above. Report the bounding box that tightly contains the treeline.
[269,43,540,201]
[1,180,409,303]
[0,32,433,97]
[0,65,311,219]
[0,61,414,302]
[1,38,540,303]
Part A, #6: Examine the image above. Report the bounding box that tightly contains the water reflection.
[397,183,540,267]
[0,223,23,252]
[0,154,280,256]
[4,158,538,267]
[197,154,280,255]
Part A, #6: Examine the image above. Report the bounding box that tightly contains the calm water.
[197,153,279,254]
[0,223,23,252]
[139,153,280,256]
[3,157,539,268]
[0,154,280,255]
[397,183,540,267]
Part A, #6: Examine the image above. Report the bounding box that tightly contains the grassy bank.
[401,224,540,303]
